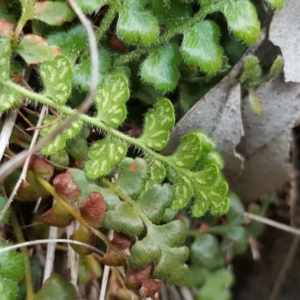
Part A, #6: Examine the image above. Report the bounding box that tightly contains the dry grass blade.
[66,221,79,286]
[244,212,300,236]
[0,239,105,256]
[0,105,48,222]
[43,224,58,283]
[0,109,18,161]
[99,230,114,300]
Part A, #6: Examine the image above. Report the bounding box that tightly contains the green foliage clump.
[0,0,283,298]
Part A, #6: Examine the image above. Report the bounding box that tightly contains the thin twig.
[33,197,43,214]
[160,283,168,300]
[0,66,33,162]
[18,109,35,128]
[248,236,261,261]
[43,224,58,283]
[179,287,194,300]
[244,212,300,236]
[26,116,60,131]
[0,0,99,182]
[0,239,105,256]
[66,221,79,286]
[0,109,18,161]
[0,105,48,222]
[99,230,114,300]
[168,286,182,300]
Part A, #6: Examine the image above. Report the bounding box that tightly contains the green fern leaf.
[40,55,73,105]
[138,99,175,151]
[181,20,223,74]
[40,115,83,155]
[140,43,181,92]
[117,0,159,45]
[129,220,189,285]
[95,71,129,127]
[85,137,127,179]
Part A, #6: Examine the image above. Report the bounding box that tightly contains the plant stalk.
[0,79,186,182]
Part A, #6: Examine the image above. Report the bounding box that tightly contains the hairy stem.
[13,0,35,43]
[0,80,184,182]
[114,7,210,66]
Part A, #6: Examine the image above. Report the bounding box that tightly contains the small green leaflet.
[166,133,201,169]
[269,56,284,77]
[199,150,224,169]
[217,0,260,45]
[190,234,224,269]
[150,0,192,28]
[181,20,223,74]
[192,181,229,217]
[197,269,234,299]
[168,133,229,216]
[137,184,174,223]
[172,175,193,210]
[95,71,129,127]
[129,220,188,285]
[0,1,16,23]
[148,160,166,184]
[33,1,75,25]
[34,274,76,300]
[117,1,159,45]
[143,159,166,192]
[138,99,175,151]
[248,92,262,116]
[0,277,18,300]
[264,0,284,9]
[191,164,219,186]
[85,137,127,179]
[104,202,144,236]
[0,243,25,282]
[196,131,216,157]
[73,48,111,91]
[40,115,83,155]
[114,158,148,198]
[47,25,88,64]
[240,55,262,88]
[16,34,58,64]
[0,36,20,113]
[140,43,181,92]
[40,55,73,105]
[76,0,108,13]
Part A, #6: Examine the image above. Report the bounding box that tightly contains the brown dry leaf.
[269,0,300,82]
[231,74,300,201]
